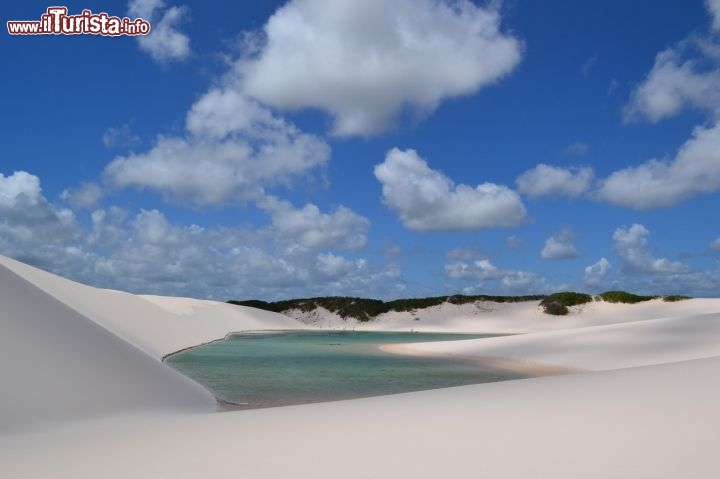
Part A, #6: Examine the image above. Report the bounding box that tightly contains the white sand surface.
[291,297,719,334]
[0,255,304,434]
[388,311,720,371]
[2,357,719,478]
[1,254,720,478]
[0,262,215,434]
[0,255,305,360]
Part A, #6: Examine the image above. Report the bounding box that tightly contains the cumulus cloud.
[541,229,580,260]
[584,257,611,287]
[623,46,720,123]
[315,253,357,279]
[0,171,79,268]
[374,148,526,231]
[516,164,594,198]
[102,123,141,149]
[238,0,522,136]
[0,170,404,300]
[444,258,501,281]
[612,224,689,274]
[128,0,190,62]
[61,183,103,210]
[605,17,720,209]
[104,89,330,205]
[500,271,553,294]
[597,122,720,208]
[444,254,553,295]
[259,196,370,251]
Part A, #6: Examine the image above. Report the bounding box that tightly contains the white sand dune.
[0,262,214,434]
[0,255,304,434]
[1,254,719,478]
[0,255,305,360]
[390,310,720,371]
[2,356,719,478]
[292,297,719,334]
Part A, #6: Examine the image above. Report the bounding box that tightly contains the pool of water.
[166,330,527,408]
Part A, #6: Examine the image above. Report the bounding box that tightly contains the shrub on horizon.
[599,291,658,304]
[229,294,548,321]
[542,301,569,315]
[662,295,692,302]
[539,292,593,316]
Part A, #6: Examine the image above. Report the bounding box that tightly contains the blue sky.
[2,0,720,300]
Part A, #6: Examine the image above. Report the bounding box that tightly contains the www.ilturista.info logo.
[7,7,151,36]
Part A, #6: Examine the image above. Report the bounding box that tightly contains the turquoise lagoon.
[166,330,526,408]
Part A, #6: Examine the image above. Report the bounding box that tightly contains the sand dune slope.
[0,263,216,434]
[398,311,720,370]
[0,255,305,359]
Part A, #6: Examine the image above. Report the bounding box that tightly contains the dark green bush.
[599,291,658,304]
[663,295,691,302]
[539,292,592,316]
[541,292,593,308]
[542,301,569,315]
[229,294,546,322]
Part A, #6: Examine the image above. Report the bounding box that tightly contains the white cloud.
[0,169,403,300]
[259,196,370,251]
[500,271,553,294]
[597,122,720,208]
[607,21,720,209]
[711,238,720,251]
[0,171,79,269]
[102,123,141,149]
[186,89,289,140]
[584,257,611,287]
[444,253,554,295]
[516,164,593,198]
[541,229,580,260]
[238,0,522,136]
[104,89,330,205]
[612,224,689,274]
[128,0,190,62]
[61,183,103,210]
[707,0,720,31]
[444,258,500,280]
[0,170,41,207]
[374,148,526,231]
[315,253,355,278]
[623,45,720,123]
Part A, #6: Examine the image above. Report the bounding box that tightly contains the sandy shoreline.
[378,342,584,377]
[1,254,720,478]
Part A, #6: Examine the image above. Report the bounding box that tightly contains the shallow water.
[166,330,527,408]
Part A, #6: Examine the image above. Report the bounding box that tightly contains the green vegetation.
[663,295,692,302]
[598,291,658,304]
[539,292,593,316]
[228,294,545,322]
[229,290,692,320]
